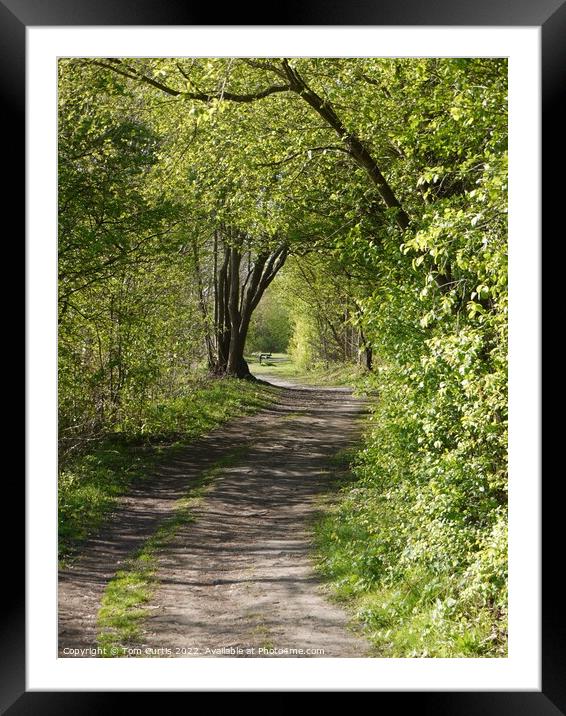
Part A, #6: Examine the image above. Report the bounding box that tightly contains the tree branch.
[96,57,409,230]
[280,59,410,231]
[255,145,351,168]
[95,59,290,102]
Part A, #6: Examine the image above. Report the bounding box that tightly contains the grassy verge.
[97,449,247,657]
[299,363,507,657]
[315,507,504,656]
[59,378,276,566]
[313,437,507,658]
[296,362,370,388]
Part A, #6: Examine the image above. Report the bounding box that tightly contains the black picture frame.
[12,0,556,710]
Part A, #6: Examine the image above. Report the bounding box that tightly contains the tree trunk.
[192,237,215,370]
[363,345,373,371]
[214,242,231,374]
[210,230,288,379]
[356,306,373,372]
[226,238,246,376]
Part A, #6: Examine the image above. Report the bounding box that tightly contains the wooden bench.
[259,352,272,365]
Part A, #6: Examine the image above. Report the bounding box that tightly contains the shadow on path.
[58,380,371,658]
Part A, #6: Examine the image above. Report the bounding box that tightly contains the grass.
[96,448,248,657]
[297,362,370,388]
[248,352,370,389]
[59,377,276,566]
[323,574,502,657]
[246,352,299,379]
[313,449,506,658]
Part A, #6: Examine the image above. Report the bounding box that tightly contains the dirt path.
[58,380,372,658]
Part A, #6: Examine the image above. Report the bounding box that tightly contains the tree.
[211,231,288,376]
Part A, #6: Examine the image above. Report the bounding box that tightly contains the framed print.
[11,0,559,710]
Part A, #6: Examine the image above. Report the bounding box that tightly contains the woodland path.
[58,378,372,658]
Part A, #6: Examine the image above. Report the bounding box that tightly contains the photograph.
[13,8,556,708]
[56,56,509,660]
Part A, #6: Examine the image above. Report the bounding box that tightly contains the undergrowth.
[314,369,507,658]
